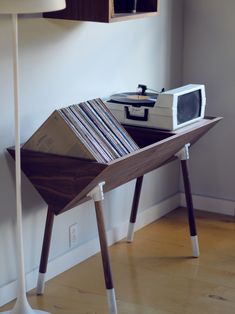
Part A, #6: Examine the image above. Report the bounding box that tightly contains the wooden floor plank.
[1,207,235,313]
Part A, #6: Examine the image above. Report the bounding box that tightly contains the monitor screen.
[177,90,202,125]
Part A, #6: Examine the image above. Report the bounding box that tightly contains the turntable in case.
[106,84,206,130]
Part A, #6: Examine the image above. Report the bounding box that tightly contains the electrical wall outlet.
[69,223,79,248]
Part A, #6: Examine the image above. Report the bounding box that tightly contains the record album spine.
[59,108,109,163]
[69,105,115,161]
[96,98,139,152]
[79,101,126,157]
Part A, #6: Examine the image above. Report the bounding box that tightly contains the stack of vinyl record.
[23,98,139,163]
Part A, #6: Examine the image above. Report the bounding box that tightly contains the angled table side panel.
[63,117,221,212]
[7,149,107,214]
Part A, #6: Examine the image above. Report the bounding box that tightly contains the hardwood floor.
[1,207,235,313]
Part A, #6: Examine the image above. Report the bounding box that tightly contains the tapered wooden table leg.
[127,176,144,242]
[37,208,55,294]
[88,182,118,314]
[176,144,200,257]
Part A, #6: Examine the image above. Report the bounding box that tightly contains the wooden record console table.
[8,116,221,314]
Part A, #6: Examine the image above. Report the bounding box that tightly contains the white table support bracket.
[175,143,190,161]
[87,181,105,202]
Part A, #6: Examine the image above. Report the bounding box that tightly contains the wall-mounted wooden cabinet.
[43,0,158,23]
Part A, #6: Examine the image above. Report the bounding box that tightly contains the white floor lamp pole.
[0,1,65,314]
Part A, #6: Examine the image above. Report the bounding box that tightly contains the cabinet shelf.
[43,0,158,23]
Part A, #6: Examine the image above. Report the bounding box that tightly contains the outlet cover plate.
[69,223,79,248]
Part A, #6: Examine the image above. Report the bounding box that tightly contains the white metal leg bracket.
[175,143,190,161]
[87,181,105,202]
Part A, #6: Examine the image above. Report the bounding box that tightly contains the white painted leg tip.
[127,234,134,243]
[107,288,117,314]
[36,273,46,295]
[127,222,135,243]
[191,236,200,258]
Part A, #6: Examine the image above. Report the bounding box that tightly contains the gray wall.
[183,0,235,202]
[0,0,183,289]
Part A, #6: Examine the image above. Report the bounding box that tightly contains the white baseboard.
[0,193,180,307]
[180,193,235,216]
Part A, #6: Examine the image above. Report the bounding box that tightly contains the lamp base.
[2,311,50,314]
[1,301,51,314]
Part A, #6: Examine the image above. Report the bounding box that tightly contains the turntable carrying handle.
[125,106,149,121]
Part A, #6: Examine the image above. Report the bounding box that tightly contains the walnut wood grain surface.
[7,149,107,214]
